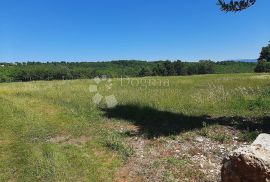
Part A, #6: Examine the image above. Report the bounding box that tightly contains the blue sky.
[0,0,269,62]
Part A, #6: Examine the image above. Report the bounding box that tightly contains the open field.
[0,73,270,181]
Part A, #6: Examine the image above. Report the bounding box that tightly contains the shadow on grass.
[101,104,270,139]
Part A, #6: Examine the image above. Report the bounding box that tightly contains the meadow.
[0,73,270,181]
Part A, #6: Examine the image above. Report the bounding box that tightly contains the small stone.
[200,164,204,169]
[233,136,239,140]
[195,136,205,142]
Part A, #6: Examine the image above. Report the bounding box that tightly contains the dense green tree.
[162,61,175,76]
[138,67,153,77]
[152,63,166,76]
[0,60,257,83]
[255,42,270,72]
[187,63,199,75]
[198,60,215,74]
[258,43,270,62]
[173,60,185,75]
[217,0,256,12]
[255,60,270,72]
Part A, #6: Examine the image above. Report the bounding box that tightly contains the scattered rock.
[195,136,205,142]
[221,133,270,182]
[200,163,204,169]
[233,136,239,140]
[113,123,243,182]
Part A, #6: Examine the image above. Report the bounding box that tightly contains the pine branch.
[217,0,256,12]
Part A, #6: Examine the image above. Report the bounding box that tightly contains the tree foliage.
[258,43,270,62]
[217,0,256,12]
[0,61,256,83]
[255,43,270,72]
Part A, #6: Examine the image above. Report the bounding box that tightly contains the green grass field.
[0,73,270,181]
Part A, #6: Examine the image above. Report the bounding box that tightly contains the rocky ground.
[110,123,248,182]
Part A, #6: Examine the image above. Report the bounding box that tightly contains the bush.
[255,60,270,72]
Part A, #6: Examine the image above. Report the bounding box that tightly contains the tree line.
[0,60,256,83]
[1,41,267,82]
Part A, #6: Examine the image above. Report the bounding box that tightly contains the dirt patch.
[105,119,140,133]
[113,123,244,182]
[49,135,91,147]
[116,165,144,182]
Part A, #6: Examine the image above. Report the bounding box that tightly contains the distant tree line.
[0,60,256,83]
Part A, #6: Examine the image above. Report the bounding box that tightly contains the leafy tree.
[255,42,270,72]
[255,60,270,72]
[217,0,256,12]
[152,62,167,76]
[187,63,199,75]
[258,43,270,62]
[173,60,185,75]
[163,61,176,76]
[198,60,215,74]
[138,67,153,77]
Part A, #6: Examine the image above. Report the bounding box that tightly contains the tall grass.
[0,73,269,181]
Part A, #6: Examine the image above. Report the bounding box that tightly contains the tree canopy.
[255,42,270,72]
[258,43,270,62]
[217,0,256,12]
[0,61,256,83]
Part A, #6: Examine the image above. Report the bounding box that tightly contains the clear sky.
[0,0,269,62]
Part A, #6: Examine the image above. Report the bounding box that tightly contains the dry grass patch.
[49,135,92,147]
